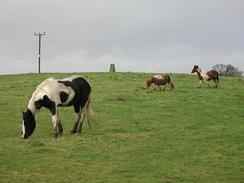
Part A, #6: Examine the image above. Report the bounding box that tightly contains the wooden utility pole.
[34,32,46,73]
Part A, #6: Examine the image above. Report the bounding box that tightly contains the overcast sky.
[0,0,243,74]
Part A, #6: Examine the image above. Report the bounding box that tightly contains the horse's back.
[33,75,91,105]
[207,70,219,79]
[152,74,171,85]
[58,75,91,93]
[32,78,58,98]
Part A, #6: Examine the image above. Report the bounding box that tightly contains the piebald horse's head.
[191,65,199,73]
[21,109,36,139]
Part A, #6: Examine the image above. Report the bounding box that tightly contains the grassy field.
[0,72,243,183]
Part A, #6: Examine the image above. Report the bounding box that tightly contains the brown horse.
[191,65,219,88]
[146,74,175,91]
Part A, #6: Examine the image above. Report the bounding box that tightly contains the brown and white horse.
[146,74,175,91]
[191,65,219,88]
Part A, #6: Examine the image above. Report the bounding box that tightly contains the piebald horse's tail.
[85,92,94,128]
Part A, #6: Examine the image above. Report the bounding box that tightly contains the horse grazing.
[21,75,93,139]
[146,74,175,91]
[191,65,219,88]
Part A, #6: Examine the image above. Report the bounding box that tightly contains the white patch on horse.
[57,83,75,106]
[21,121,25,138]
[153,75,164,79]
[27,78,56,114]
[198,68,209,80]
[57,75,81,82]
[27,78,76,112]
[51,113,59,127]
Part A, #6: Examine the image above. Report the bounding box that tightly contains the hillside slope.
[0,73,243,183]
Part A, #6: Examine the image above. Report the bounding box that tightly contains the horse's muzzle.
[21,133,29,139]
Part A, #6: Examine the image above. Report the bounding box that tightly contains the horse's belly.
[58,102,73,107]
[202,74,209,80]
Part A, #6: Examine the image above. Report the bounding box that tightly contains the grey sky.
[0,0,243,74]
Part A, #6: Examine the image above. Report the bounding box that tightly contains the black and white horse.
[21,75,93,139]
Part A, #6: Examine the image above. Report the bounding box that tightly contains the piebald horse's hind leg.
[76,108,86,134]
[169,82,174,91]
[70,111,81,134]
[163,84,166,91]
[216,77,219,87]
[214,79,218,88]
[70,105,81,134]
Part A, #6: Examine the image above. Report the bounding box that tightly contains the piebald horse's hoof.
[76,130,82,134]
[70,129,77,134]
[53,132,58,138]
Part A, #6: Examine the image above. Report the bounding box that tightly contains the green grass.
[0,72,244,183]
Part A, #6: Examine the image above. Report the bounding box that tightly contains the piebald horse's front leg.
[203,80,209,87]
[198,80,202,88]
[51,111,62,138]
[158,85,162,91]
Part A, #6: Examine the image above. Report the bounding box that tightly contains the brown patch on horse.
[206,70,219,81]
[207,70,219,87]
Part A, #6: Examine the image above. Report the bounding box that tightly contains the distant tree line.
[212,64,243,77]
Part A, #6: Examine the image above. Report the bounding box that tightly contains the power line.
[34,32,46,73]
